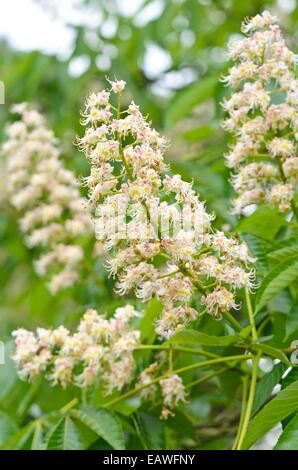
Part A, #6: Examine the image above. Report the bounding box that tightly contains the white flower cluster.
[12,305,140,392]
[2,104,92,293]
[222,11,298,215]
[138,364,187,418]
[79,80,255,339]
[160,374,188,419]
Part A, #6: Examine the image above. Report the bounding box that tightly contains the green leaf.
[281,368,298,390]
[70,419,98,449]
[235,207,288,240]
[253,343,291,366]
[139,298,163,344]
[167,329,239,347]
[241,234,269,275]
[31,421,44,450]
[16,378,42,419]
[114,397,141,417]
[252,363,287,415]
[1,422,34,450]
[274,412,298,450]
[269,237,298,253]
[255,256,298,313]
[219,370,241,400]
[70,407,125,450]
[47,417,83,450]
[268,291,292,315]
[267,238,298,263]
[238,325,252,340]
[0,412,18,447]
[164,76,217,128]
[139,412,165,450]
[242,380,298,449]
[285,303,298,340]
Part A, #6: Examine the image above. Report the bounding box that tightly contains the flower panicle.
[2,104,93,293]
[12,305,140,392]
[222,11,298,215]
[79,79,256,338]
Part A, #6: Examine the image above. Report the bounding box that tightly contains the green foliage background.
[1,0,298,450]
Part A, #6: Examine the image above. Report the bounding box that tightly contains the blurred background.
[0,0,296,447]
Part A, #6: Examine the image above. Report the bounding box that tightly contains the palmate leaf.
[241,233,270,275]
[218,369,241,400]
[1,422,34,450]
[73,418,99,449]
[253,344,291,366]
[138,412,165,450]
[268,290,293,315]
[281,368,298,390]
[285,303,298,340]
[242,380,298,449]
[252,363,287,416]
[255,256,298,313]
[31,421,44,450]
[274,412,298,449]
[235,207,288,240]
[46,417,83,450]
[0,412,18,447]
[70,407,125,450]
[113,397,141,417]
[267,237,298,263]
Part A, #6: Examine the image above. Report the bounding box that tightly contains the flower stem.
[222,310,242,332]
[158,269,180,279]
[117,94,121,120]
[60,398,79,414]
[169,344,173,372]
[233,288,259,449]
[232,374,248,450]
[186,366,228,389]
[149,367,229,411]
[236,354,260,450]
[245,288,257,342]
[179,266,206,293]
[105,354,252,408]
[135,344,219,358]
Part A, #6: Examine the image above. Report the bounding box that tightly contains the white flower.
[3,105,92,293]
[266,183,294,212]
[110,79,126,94]
[267,138,295,159]
[222,11,298,216]
[160,374,188,418]
[12,307,141,391]
[201,287,239,317]
[80,78,255,337]
[241,11,278,34]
